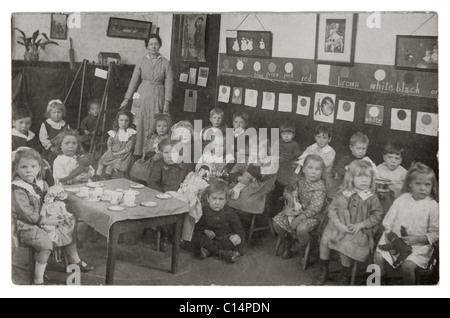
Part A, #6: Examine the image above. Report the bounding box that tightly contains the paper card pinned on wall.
[179,72,189,83]
[188,68,197,85]
[197,67,209,87]
[232,87,243,104]
[391,108,411,132]
[184,89,197,113]
[226,30,238,38]
[416,112,438,136]
[336,100,355,122]
[313,93,336,124]
[365,104,384,126]
[244,89,258,108]
[278,93,293,112]
[218,85,231,103]
[262,92,275,110]
[94,68,108,79]
[296,96,311,116]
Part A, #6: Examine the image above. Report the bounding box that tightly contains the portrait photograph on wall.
[315,13,357,65]
[182,14,207,62]
[50,13,68,40]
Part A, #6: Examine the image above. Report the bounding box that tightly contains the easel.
[64,60,116,155]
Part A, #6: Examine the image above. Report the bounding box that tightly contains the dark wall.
[169,14,221,126]
[216,75,439,177]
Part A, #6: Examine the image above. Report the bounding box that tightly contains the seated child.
[334,132,378,185]
[12,108,43,153]
[277,121,302,185]
[192,180,246,263]
[40,184,75,247]
[147,138,194,251]
[53,130,95,185]
[231,111,250,158]
[79,99,101,150]
[374,163,438,285]
[201,107,227,147]
[129,113,171,182]
[377,141,407,199]
[273,155,327,259]
[96,109,136,179]
[315,160,383,285]
[196,138,235,179]
[296,125,336,181]
[12,148,93,285]
[39,99,70,165]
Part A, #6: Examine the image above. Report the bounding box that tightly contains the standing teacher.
[120,34,174,157]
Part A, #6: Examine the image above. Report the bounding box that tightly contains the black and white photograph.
[7,7,444,299]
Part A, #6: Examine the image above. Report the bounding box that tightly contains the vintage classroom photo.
[10,11,439,287]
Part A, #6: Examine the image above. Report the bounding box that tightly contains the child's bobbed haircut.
[402,163,438,201]
[54,129,84,155]
[154,113,172,129]
[205,179,229,198]
[112,109,134,131]
[349,132,369,146]
[315,125,332,138]
[12,147,44,180]
[45,99,66,119]
[302,154,325,178]
[12,108,33,121]
[232,111,249,128]
[340,159,376,193]
[210,107,224,118]
[280,121,296,134]
[87,98,101,111]
[383,140,405,157]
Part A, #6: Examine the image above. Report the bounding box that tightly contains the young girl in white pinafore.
[39,99,70,165]
[96,109,137,179]
[315,160,384,285]
[53,130,95,185]
[374,163,439,285]
[12,148,93,285]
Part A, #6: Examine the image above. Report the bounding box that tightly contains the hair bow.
[48,99,63,107]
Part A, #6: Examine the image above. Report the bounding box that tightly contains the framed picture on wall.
[395,35,438,72]
[50,13,68,40]
[107,17,152,40]
[226,30,272,59]
[314,13,357,66]
[181,14,207,62]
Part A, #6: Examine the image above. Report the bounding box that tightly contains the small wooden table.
[66,179,189,285]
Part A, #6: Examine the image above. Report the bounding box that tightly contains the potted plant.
[15,28,59,65]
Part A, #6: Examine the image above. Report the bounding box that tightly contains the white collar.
[12,178,44,201]
[12,128,35,141]
[311,143,333,154]
[108,128,137,142]
[342,189,374,201]
[146,53,162,61]
[46,118,66,129]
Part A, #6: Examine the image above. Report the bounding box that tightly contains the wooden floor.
[12,224,345,286]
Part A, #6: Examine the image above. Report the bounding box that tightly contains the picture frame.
[395,35,438,72]
[315,13,357,66]
[181,14,207,62]
[50,13,68,40]
[107,17,152,40]
[226,30,272,59]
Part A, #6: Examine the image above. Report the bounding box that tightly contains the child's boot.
[314,259,330,285]
[218,250,237,263]
[339,265,352,286]
[281,235,295,259]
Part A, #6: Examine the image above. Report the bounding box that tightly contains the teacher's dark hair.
[145,34,162,48]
